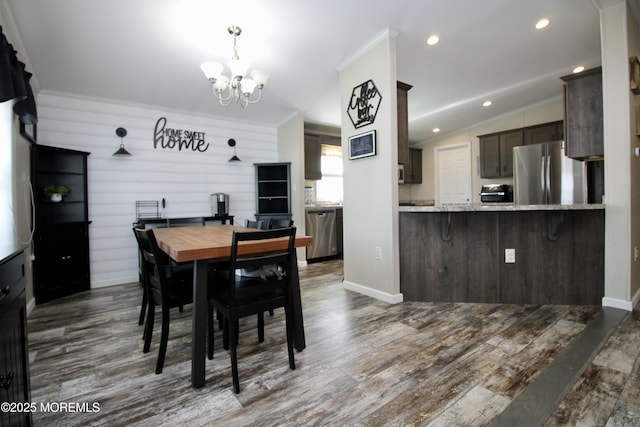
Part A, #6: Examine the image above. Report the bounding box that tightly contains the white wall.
[597,0,639,310]
[340,31,402,303]
[277,113,307,261]
[36,92,278,289]
[627,0,640,303]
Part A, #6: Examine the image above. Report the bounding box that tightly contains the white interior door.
[435,142,472,205]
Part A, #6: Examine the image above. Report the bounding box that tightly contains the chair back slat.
[267,219,294,229]
[166,217,205,227]
[227,227,296,298]
[245,219,267,229]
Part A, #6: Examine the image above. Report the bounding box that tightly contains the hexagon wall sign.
[347,79,382,129]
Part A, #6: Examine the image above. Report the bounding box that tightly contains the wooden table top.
[153,224,313,263]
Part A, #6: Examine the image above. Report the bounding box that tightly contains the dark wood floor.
[27,260,640,426]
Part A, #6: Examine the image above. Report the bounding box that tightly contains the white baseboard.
[602,296,633,311]
[91,276,139,289]
[342,280,403,304]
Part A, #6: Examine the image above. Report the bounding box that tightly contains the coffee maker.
[211,193,229,216]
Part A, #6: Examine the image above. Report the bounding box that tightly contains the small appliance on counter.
[480,184,513,203]
[211,193,229,216]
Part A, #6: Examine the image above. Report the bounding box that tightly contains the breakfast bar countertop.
[399,203,605,212]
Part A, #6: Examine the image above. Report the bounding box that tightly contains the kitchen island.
[399,204,605,305]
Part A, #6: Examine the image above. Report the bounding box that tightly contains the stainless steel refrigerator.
[513,141,586,205]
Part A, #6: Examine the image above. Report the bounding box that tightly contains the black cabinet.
[0,249,31,427]
[31,145,90,304]
[561,67,603,159]
[254,162,292,223]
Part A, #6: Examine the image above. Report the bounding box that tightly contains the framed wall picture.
[348,130,376,160]
[19,121,37,144]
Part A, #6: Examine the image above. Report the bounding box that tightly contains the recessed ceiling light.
[432,128,440,133]
[426,35,439,46]
[535,18,550,29]
[483,100,492,107]
[573,66,585,73]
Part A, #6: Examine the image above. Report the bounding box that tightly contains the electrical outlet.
[375,246,382,260]
[505,248,515,263]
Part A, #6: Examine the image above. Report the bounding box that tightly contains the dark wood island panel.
[400,208,604,305]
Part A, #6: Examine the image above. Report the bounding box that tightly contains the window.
[315,144,343,204]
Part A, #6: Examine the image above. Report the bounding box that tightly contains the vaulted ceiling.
[2,0,606,143]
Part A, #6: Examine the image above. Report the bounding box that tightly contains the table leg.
[289,251,306,351]
[191,259,209,388]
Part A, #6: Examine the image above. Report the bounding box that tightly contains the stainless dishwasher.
[305,209,337,260]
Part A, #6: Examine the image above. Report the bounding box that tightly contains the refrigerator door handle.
[540,153,546,203]
[545,153,552,204]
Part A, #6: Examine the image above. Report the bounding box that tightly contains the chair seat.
[209,271,287,309]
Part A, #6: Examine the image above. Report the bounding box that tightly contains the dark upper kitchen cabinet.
[255,162,292,223]
[523,120,563,145]
[31,145,90,304]
[561,67,603,159]
[409,148,423,183]
[304,135,322,180]
[479,121,563,178]
[403,148,422,184]
[397,81,412,166]
[479,134,501,178]
[479,131,522,178]
[0,250,31,427]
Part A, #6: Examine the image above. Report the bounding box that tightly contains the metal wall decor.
[227,138,240,161]
[153,117,210,152]
[347,79,382,129]
[19,121,36,144]
[113,127,132,156]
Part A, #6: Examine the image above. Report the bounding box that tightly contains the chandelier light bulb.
[201,25,267,109]
[241,78,257,95]
[200,61,223,79]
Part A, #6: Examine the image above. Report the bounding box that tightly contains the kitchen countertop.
[399,203,605,212]
[305,205,343,211]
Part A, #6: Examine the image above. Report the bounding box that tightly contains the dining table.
[152,224,313,388]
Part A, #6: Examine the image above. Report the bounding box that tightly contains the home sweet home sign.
[153,116,210,152]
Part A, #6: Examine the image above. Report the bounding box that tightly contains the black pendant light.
[113,127,132,156]
[228,138,240,161]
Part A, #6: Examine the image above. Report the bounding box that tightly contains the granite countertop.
[305,205,343,211]
[399,203,605,212]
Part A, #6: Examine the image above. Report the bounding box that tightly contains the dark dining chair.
[133,227,194,374]
[207,227,297,393]
[166,217,205,227]
[245,219,267,229]
[267,218,294,229]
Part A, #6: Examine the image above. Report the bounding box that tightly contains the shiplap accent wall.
[36,92,278,288]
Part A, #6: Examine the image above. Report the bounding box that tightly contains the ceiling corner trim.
[336,27,399,72]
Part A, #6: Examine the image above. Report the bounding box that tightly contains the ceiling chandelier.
[200,26,269,109]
